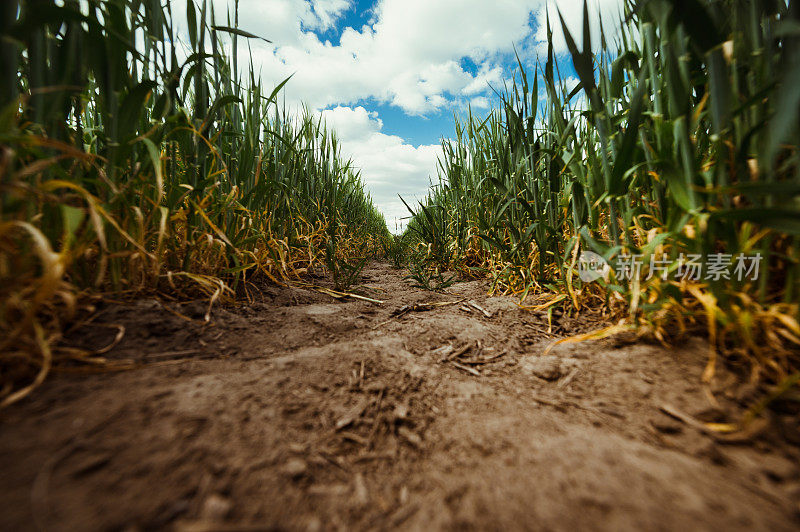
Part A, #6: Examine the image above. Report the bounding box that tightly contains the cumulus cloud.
[320,106,442,231]
[171,0,626,226]
[175,0,626,113]
[233,0,550,114]
[199,0,351,46]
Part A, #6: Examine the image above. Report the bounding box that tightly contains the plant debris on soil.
[1,262,799,531]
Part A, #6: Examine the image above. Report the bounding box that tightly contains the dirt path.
[1,262,799,531]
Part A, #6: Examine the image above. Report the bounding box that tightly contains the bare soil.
[1,262,799,531]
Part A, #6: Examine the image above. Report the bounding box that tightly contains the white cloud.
[320,106,442,231]
[201,0,351,45]
[175,0,626,227]
[234,0,550,114]
[469,96,491,110]
[305,0,352,30]
[462,64,505,96]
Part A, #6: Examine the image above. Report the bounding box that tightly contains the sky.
[195,0,626,230]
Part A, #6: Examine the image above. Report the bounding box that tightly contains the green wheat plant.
[381,233,409,269]
[406,0,800,385]
[404,260,457,292]
[0,0,389,406]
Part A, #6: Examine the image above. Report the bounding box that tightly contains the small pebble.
[281,458,308,478]
[200,494,232,521]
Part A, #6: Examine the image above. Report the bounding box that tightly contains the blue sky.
[197,0,625,229]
